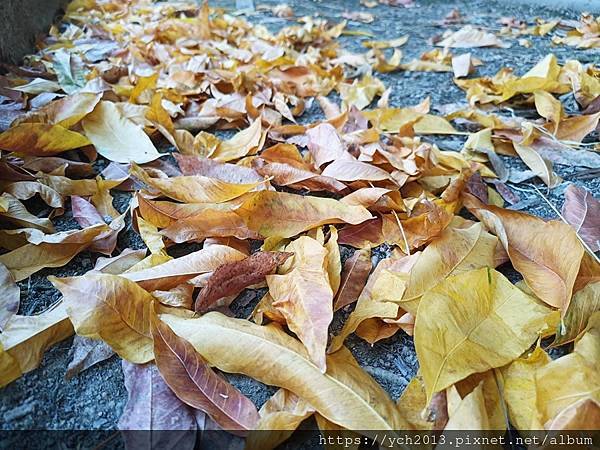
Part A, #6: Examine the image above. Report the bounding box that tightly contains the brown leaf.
[152,317,259,433]
[252,158,347,193]
[161,208,262,243]
[562,184,600,252]
[196,251,292,312]
[334,248,372,311]
[555,111,600,143]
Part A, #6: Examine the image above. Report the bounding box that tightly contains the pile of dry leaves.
[0,0,598,442]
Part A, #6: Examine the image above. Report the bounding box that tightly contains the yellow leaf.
[211,119,264,162]
[339,75,385,110]
[130,163,262,203]
[513,143,561,187]
[268,236,333,371]
[160,312,409,430]
[413,114,458,135]
[122,244,247,291]
[137,217,167,256]
[82,101,162,163]
[465,195,585,312]
[246,389,314,450]
[552,281,600,346]
[445,383,490,430]
[0,302,73,388]
[535,311,600,427]
[500,345,550,430]
[362,35,408,49]
[396,374,432,430]
[329,255,417,352]
[401,221,500,314]
[415,268,553,401]
[324,226,341,295]
[49,273,155,363]
[534,90,562,132]
[235,191,373,239]
[0,123,90,156]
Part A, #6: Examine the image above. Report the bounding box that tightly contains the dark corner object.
[0,0,70,64]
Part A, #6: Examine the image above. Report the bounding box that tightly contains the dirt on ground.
[0,0,598,436]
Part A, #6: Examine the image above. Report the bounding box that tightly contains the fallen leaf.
[118,361,199,450]
[306,123,349,168]
[465,194,585,311]
[131,163,262,203]
[211,119,264,162]
[555,111,600,143]
[65,335,115,379]
[0,223,116,281]
[235,191,373,239]
[0,302,73,388]
[82,101,162,163]
[152,316,259,433]
[534,90,562,133]
[321,159,390,182]
[246,389,314,450]
[400,221,502,314]
[267,236,333,371]
[49,273,155,363]
[513,143,561,187]
[552,282,600,347]
[0,262,20,331]
[334,248,372,311]
[174,154,264,184]
[436,25,507,48]
[160,312,408,430]
[444,383,490,430]
[451,53,474,78]
[562,184,600,252]
[535,311,600,426]
[0,123,90,155]
[500,345,550,430]
[122,244,247,292]
[196,251,292,311]
[415,268,553,401]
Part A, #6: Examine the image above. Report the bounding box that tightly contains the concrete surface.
[0,0,68,64]
[0,0,599,439]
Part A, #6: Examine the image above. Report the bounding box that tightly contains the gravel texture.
[1,0,598,438]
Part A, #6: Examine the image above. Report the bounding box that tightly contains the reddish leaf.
[152,317,260,433]
[562,184,600,253]
[195,251,293,312]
